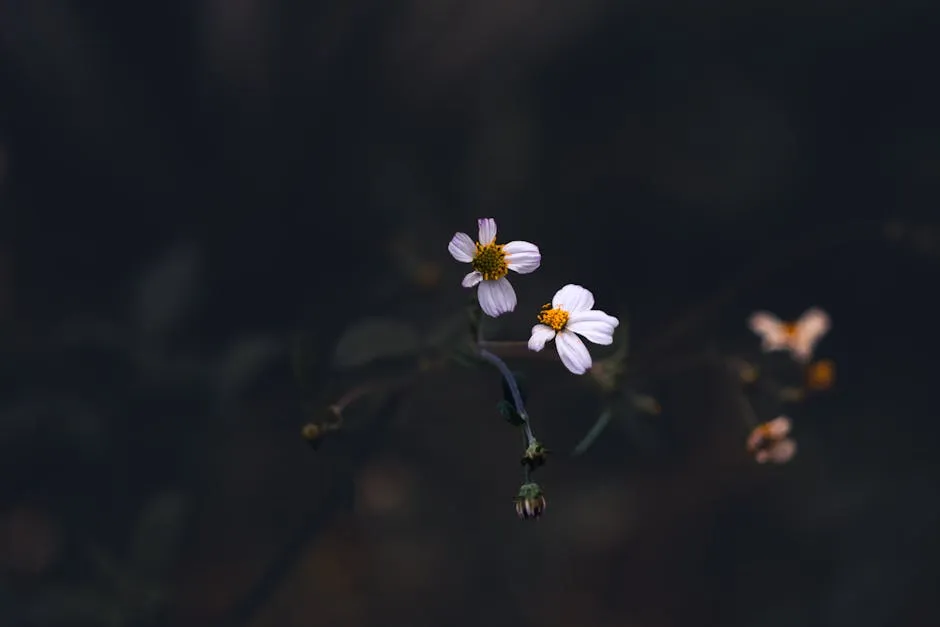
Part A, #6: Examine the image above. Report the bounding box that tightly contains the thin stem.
[478,340,560,361]
[572,408,613,457]
[329,383,377,416]
[735,386,760,428]
[220,382,411,627]
[477,347,536,446]
[328,357,447,418]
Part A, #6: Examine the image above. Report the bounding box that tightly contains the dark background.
[1,2,939,626]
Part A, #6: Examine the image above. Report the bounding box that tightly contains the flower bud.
[301,422,325,449]
[301,419,341,450]
[514,482,547,520]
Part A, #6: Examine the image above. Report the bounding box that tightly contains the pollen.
[537,303,569,331]
[782,322,799,337]
[471,242,508,281]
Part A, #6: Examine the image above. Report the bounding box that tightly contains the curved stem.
[735,384,760,428]
[477,347,536,446]
[572,408,613,457]
[329,383,375,417]
[478,340,560,361]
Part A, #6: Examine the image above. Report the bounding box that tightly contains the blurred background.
[2,1,940,626]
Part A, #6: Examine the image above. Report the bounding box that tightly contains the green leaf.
[129,491,187,581]
[290,332,322,394]
[466,298,483,340]
[497,399,525,426]
[425,310,479,368]
[449,345,482,369]
[425,309,473,349]
[630,392,660,415]
[614,311,629,360]
[332,318,422,370]
[214,336,283,406]
[24,586,122,627]
[134,243,202,339]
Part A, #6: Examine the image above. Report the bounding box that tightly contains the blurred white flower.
[746,415,797,464]
[748,307,830,363]
[527,284,619,375]
[447,218,540,317]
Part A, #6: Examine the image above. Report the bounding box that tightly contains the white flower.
[447,218,541,317]
[527,284,619,375]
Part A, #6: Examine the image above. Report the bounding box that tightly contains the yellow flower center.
[471,242,508,281]
[537,303,569,331]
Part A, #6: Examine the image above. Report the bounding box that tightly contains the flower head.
[448,218,541,317]
[527,284,619,375]
[520,440,549,472]
[746,416,797,464]
[301,421,340,450]
[747,307,830,363]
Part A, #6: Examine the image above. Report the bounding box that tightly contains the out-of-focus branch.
[219,375,414,627]
[632,219,883,365]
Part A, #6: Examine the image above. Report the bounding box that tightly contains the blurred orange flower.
[806,359,836,391]
[746,416,797,464]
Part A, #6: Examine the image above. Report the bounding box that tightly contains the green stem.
[571,408,613,457]
[477,346,536,446]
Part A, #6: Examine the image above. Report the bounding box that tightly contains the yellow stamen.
[537,303,569,331]
[471,242,508,281]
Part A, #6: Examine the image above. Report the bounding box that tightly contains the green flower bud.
[514,482,546,520]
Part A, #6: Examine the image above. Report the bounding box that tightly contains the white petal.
[448,232,476,262]
[477,276,516,317]
[567,320,616,346]
[797,307,831,333]
[461,271,482,287]
[477,218,497,245]
[527,324,556,352]
[567,309,619,345]
[567,309,619,328]
[791,307,830,363]
[748,312,788,352]
[765,416,792,438]
[504,241,541,274]
[748,311,783,336]
[555,330,593,374]
[552,284,594,313]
